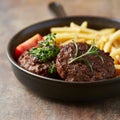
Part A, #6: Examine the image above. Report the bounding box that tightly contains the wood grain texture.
[1,0,120,119]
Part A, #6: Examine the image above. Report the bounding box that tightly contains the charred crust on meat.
[56,42,116,82]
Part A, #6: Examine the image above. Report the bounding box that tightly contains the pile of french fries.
[45,21,120,76]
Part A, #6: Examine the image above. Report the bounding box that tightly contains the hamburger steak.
[56,42,115,82]
[18,49,55,77]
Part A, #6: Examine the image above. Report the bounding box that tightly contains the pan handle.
[49,2,67,17]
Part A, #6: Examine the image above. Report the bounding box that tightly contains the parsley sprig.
[48,61,56,74]
[30,33,60,63]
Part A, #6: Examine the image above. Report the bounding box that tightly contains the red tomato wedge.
[15,34,43,58]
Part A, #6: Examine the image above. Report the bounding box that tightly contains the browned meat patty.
[18,50,55,77]
[56,42,115,82]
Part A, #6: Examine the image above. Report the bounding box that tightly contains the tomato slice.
[15,34,43,58]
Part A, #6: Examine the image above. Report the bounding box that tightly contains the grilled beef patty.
[18,50,55,77]
[56,42,115,82]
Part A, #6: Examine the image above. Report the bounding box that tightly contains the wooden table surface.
[1,0,120,119]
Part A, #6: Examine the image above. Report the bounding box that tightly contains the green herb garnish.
[73,40,78,58]
[69,41,104,72]
[48,61,56,74]
[30,33,60,63]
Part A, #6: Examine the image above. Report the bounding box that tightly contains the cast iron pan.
[7,16,120,101]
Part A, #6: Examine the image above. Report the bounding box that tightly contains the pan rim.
[7,15,120,86]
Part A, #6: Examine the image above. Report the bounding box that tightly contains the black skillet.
[7,2,120,101]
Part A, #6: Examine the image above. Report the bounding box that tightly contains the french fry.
[70,21,88,28]
[70,22,81,28]
[99,28,115,35]
[80,21,88,28]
